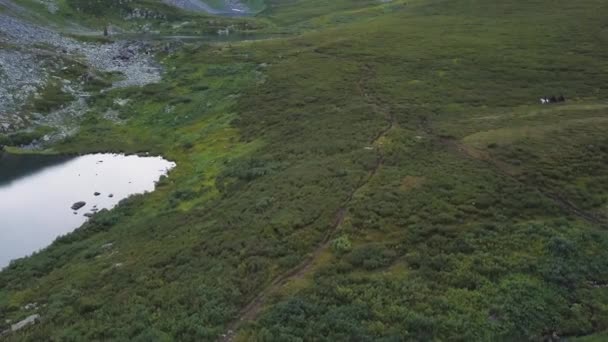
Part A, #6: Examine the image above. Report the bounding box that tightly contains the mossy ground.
[2,0,608,340]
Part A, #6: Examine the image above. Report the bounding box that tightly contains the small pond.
[0,152,175,268]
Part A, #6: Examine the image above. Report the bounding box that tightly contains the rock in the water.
[108,194,114,198]
[94,192,101,196]
[71,201,86,210]
[84,212,94,218]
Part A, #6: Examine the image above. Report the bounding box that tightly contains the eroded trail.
[219,65,396,341]
[425,122,608,229]
[455,140,608,228]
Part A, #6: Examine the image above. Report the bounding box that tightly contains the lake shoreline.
[0,152,175,268]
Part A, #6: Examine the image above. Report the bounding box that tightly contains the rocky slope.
[0,0,258,139]
[0,3,161,141]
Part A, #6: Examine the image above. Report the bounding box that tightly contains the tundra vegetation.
[1,0,608,341]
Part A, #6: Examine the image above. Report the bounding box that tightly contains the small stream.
[0,152,175,268]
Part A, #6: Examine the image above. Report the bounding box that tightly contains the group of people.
[540,95,566,104]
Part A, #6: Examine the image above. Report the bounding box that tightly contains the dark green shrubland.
[2,0,608,340]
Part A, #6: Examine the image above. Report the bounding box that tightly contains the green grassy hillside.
[2,0,608,340]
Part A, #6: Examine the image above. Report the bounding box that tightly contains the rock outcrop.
[71,201,86,210]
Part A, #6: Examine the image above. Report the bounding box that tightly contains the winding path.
[420,117,608,229]
[219,64,396,341]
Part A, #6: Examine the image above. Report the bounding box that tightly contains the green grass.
[27,81,75,114]
[2,0,608,340]
[0,126,55,148]
[572,331,608,342]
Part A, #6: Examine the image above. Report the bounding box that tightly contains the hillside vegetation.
[1,0,608,340]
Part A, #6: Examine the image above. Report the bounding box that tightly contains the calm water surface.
[0,153,175,268]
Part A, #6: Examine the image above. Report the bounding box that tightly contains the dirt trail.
[219,65,396,341]
[458,141,608,228]
[423,120,608,229]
